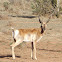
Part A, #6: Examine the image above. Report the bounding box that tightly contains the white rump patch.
[14,30,19,38]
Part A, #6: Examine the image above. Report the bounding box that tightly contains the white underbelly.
[23,34,36,42]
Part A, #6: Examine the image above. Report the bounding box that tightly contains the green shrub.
[3,2,9,10]
[31,0,53,16]
[31,0,61,18]
[32,0,53,15]
[51,0,57,8]
[56,12,59,18]
[59,7,62,11]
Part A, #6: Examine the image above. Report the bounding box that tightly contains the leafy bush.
[3,2,9,10]
[51,0,57,8]
[59,7,62,11]
[56,12,59,18]
[31,0,53,16]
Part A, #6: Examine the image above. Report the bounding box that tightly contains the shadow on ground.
[8,15,37,18]
[27,47,62,52]
[38,48,62,52]
[0,55,20,58]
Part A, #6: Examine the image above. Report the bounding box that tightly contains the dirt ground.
[0,14,62,62]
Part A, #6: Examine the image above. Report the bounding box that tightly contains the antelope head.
[38,16,51,34]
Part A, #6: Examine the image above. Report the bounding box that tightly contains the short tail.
[38,16,43,24]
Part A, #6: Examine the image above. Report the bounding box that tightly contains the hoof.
[32,57,37,60]
[35,57,37,60]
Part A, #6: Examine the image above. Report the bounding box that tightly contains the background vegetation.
[31,0,61,17]
[0,0,62,18]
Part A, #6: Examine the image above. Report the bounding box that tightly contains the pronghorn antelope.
[10,17,51,60]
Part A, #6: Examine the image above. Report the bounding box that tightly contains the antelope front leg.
[31,42,33,59]
[31,41,37,60]
[33,41,37,60]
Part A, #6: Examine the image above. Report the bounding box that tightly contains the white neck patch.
[36,36,43,42]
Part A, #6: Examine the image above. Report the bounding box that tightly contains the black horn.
[46,16,51,24]
[38,16,43,24]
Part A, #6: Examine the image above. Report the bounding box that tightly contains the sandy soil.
[0,15,62,62]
